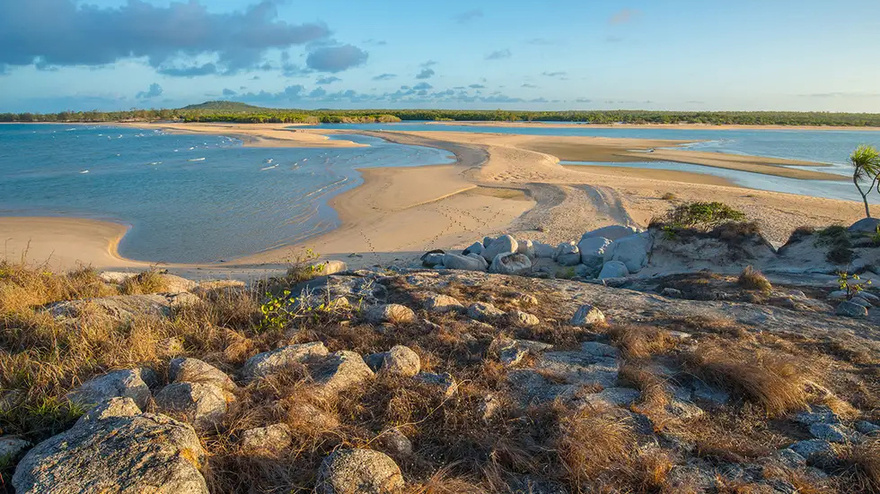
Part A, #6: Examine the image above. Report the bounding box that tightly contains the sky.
[2,0,880,113]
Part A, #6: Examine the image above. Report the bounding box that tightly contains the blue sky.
[2,0,880,113]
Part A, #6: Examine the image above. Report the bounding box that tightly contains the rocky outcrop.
[66,367,157,410]
[310,351,375,397]
[482,235,518,262]
[48,294,173,321]
[154,382,228,431]
[169,358,236,392]
[489,252,532,275]
[241,342,329,381]
[13,398,208,493]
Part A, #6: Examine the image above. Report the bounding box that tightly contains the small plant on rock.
[838,271,872,300]
[285,248,324,283]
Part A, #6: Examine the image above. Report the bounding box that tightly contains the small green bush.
[816,226,854,265]
[667,202,746,230]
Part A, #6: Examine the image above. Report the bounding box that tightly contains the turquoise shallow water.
[0,124,454,263]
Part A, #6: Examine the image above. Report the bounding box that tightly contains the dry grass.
[838,438,880,493]
[683,340,817,416]
[737,266,772,292]
[556,403,636,489]
[605,324,678,360]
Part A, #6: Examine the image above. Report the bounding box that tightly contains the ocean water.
[0,124,454,263]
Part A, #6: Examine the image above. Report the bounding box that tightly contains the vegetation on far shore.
[4,100,880,126]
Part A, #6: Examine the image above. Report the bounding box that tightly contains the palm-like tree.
[851,145,880,218]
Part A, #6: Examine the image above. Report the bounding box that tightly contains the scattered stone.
[577,236,613,269]
[793,405,839,425]
[364,352,387,372]
[789,439,833,460]
[365,304,415,324]
[584,387,641,407]
[848,297,872,308]
[421,251,445,268]
[462,241,484,257]
[240,423,292,455]
[381,345,421,377]
[517,293,539,306]
[691,380,730,405]
[775,448,807,469]
[603,233,651,273]
[554,242,581,266]
[241,342,329,381]
[516,239,536,259]
[661,287,683,298]
[67,367,157,410]
[665,400,705,420]
[857,291,880,304]
[534,351,619,388]
[377,428,413,457]
[855,421,880,435]
[827,290,848,301]
[598,261,629,279]
[311,351,375,397]
[316,448,405,494]
[570,304,606,327]
[836,300,868,318]
[154,382,228,430]
[489,252,533,275]
[508,310,540,327]
[809,423,851,443]
[170,357,236,392]
[413,372,458,397]
[480,394,503,422]
[499,345,528,367]
[442,252,487,271]
[533,241,556,259]
[467,302,506,322]
[12,408,207,493]
[311,260,348,276]
[581,225,641,241]
[0,436,31,463]
[580,341,618,358]
[482,235,518,262]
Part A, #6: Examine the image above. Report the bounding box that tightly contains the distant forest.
[3,101,880,127]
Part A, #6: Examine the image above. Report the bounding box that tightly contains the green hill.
[181,100,264,112]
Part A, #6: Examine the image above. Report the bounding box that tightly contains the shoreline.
[0,123,869,274]
[422,120,880,132]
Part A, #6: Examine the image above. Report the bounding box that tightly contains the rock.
[584,387,641,406]
[581,225,641,242]
[480,394,503,422]
[789,439,833,460]
[516,239,535,259]
[482,235,518,262]
[156,273,199,294]
[442,253,487,271]
[775,448,807,469]
[310,260,348,276]
[13,408,207,493]
[578,236,613,268]
[662,287,683,298]
[316,448,404,494]
[533,241,556,259]
[570,304,606,327]
[462,241,484,257]
[857,291,880,303]
[517,293,539,306]
[413,372,458,397]
[604,233,651,273]
[492,338,553,367]
[793,406,839,425]
[311,351,374,396]
[48,294,172,321]
[421,251,445,268]
[598,261,629,279]
[665,400,705,420]
[836,300,868,318]
[364,352,387,372]
[240,423,292,455]
[154,382,227,430]
[849,297,872,308]
[848,217,880,234]
[855,421,880,435]
[467,302,506,321]
[365,304,415,324]
[580,341,618,358]
[377,428,413,457]
[691,380,730,405]
[483,236,494,248]
[99,271,137,284]
[241,342,329,381]
[554,242,581,266]
[508,310,540,327]
[809,423,851,443]
[0,436,31,463]
[489,252,533,275]
[533,351,619,388]
[170,358,236,392]
[67,367,157,410]
[422,293,464,313]
[827,290,848,301]
[498,345,528,367]
[381,346,421,377]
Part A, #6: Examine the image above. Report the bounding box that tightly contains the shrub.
[738,266,772,292]
[120,269,168,295]
[661,192,677,201]
[816,226,854,265]
[665,202,746,231]
[556,404,636,488]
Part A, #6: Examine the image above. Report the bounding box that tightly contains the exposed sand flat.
[123,122,367,148]
[560,165,735,187]
[427,120,880,132]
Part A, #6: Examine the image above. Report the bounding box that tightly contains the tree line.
[3,106,880,127]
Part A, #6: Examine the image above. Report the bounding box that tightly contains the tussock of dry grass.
[684,341,817,416]
[838,438,880,494]
[606,324,678,360]
[556,403,637,488]
[120,269,168,295]
[738,265,772,292]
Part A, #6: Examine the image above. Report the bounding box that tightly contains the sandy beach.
[425,120,880,132]
[1,123,867,274]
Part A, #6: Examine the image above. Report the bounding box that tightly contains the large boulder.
[13,398,208,493]
[462,241,484,257]
[154,382,228,431]
[598,261,629,279]
[516,239,536,259]
[578,237,613,269]
[482,235,518,262]
[554,242,581,266]
[489,252,533,275]
[442,253,487,271]
[316,448,405,494]
[241,342,329,381]
[48,295,172,321]
[848,217,880,234]
[581,225,641,242]
[169,358,236,392]
[604,233,652,273]
[67,368,157,410]
[532,241,556,259]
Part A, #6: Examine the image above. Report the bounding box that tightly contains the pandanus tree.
[850,144,880,218]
